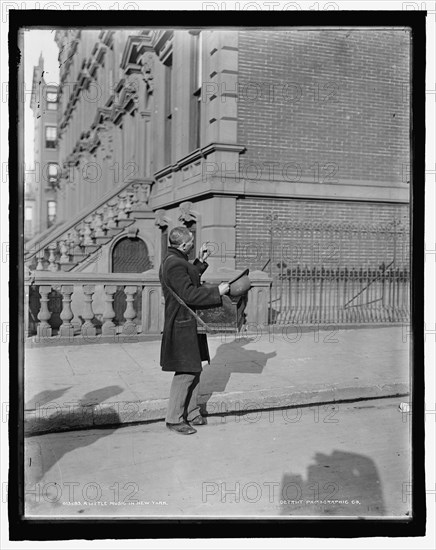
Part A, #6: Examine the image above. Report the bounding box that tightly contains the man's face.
[183,235,195,254]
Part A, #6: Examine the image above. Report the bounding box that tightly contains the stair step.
[116,219,135,228]
[129,209,153,219]
[95,236,112,245]
[60,262,78,272]
[73,253,87,262]
[83,244,101,254]
[107,227,124,237]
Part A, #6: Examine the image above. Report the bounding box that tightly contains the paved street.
[25,397,411,518]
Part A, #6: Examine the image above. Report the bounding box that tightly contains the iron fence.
[266,214,410,324]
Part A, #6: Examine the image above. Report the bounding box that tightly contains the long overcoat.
[159,247,222,373]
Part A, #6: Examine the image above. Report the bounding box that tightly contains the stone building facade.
[42,28,410,274]
[28,54,59,238]
[25,28,411,334]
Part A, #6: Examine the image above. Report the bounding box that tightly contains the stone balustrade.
[25,269,272,342]
[24,179,153,273]
[25,271,163,340]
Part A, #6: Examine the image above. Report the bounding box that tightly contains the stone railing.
[25,269,272,343]
[24,178,153,273]
[25,271,163,341]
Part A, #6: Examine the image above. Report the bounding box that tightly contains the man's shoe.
[166,422,197,435]
[190,415,207,426]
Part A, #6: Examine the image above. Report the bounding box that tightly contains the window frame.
[46,90,58,110]
[45,126,57,149]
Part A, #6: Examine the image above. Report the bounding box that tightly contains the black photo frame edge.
[7,8,426,541]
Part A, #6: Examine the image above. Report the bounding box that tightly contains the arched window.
[111,237,152,273]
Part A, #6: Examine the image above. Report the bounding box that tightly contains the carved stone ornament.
[77,131,91,152]
[178,202,199,224]
[122,74,141,107]
[154,209,170,228]
[140,51,155,92]
[98,124,114,160]
[126,226,139,239]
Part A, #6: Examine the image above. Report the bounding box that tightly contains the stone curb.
[25,323,406,348]
[24,382,410,436]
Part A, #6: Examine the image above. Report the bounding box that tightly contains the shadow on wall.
[280,450,386,517]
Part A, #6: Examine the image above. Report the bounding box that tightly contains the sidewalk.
[24,326,410,435]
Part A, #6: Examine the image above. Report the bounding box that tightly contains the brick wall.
[237,29,410,184]
[235,197,410,272]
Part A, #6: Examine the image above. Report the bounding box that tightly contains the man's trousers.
[165,372,201,424]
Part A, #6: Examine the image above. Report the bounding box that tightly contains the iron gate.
[265,214,410,324]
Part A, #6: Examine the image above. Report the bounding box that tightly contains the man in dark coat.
[159,226,229,435]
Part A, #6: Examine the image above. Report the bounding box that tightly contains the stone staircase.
[25,179,153,274]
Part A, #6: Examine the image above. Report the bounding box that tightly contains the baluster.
[59,285,74,338]
[48,243,58,272]
[124,193,133,214]
[128,187,139,209]
[102,285,117,336]
[122,285,138,335]
[37,285,52,337]
[93,211,105,238]
[36,250,45,271]
[82,219,94,245]
[101,205,108,229]
[59,239,69,263]
[81,284,96,337]
[68,227,81,255]
[136,182,150,207]
[105,201,118,229]
[117,193,128,219]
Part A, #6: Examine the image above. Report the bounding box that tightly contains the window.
[47,163,59,187]
[190,32,202,151]
[46,91,57,110]
[47,200,56,227]
[112,237,152,273]
[163,54,173,166]
[45,126,57,149]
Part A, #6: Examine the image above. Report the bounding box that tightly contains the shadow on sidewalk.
[279,450,386,516]
[25,385,124,499]
[199,337,276,413]
[25,387,73,410]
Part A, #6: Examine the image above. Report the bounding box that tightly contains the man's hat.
[228,268,251,296]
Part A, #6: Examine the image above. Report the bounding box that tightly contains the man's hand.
[198,242,211,262]
[218,282,230,296]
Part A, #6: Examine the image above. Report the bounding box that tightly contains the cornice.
[154,143,247,180]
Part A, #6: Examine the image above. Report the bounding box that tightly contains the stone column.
[102,285,117,336]
[122,285,138,335]
[81,284,96,337]
[196,196,237,273]
[59,285,75,338]
[141,277,162,334]
[47,243,58,272]
[203,31,239,144]
[243,271,272,326]
[37,285,52,338]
